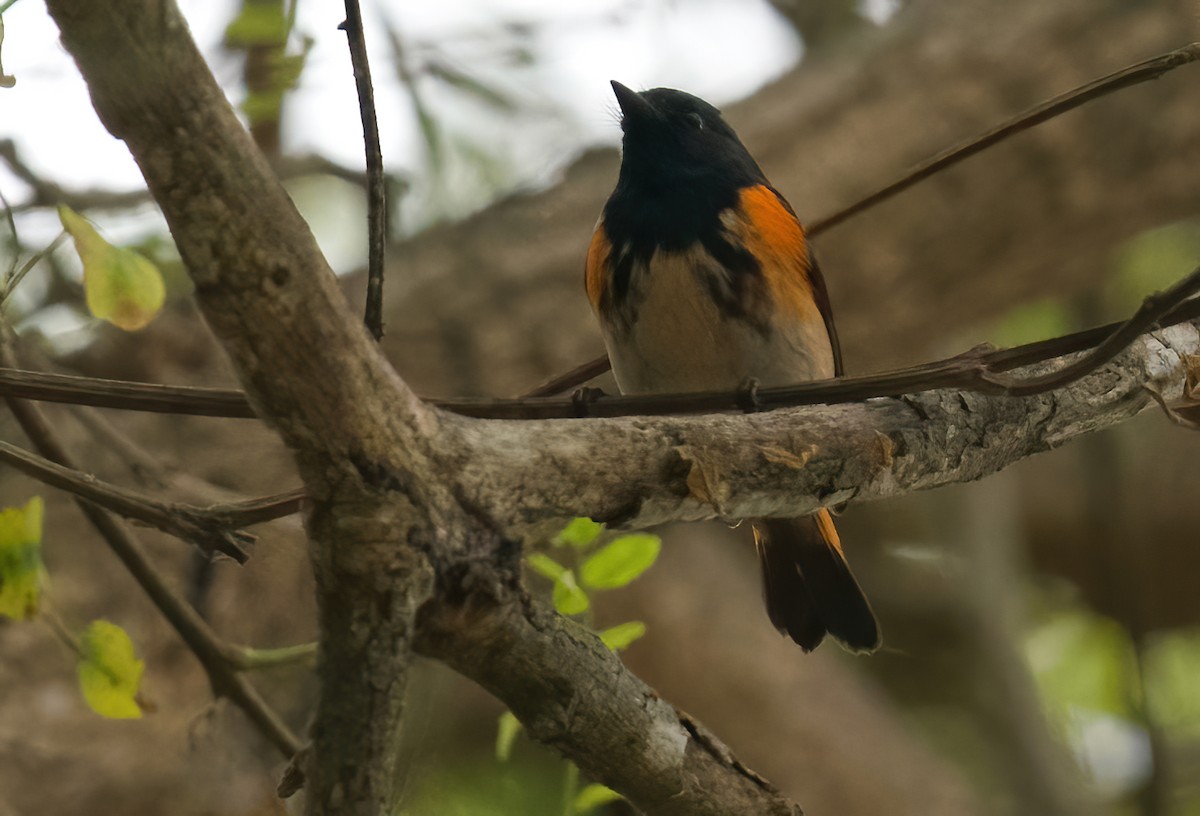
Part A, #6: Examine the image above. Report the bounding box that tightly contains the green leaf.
[573,783,623,813]
[1025,610,1134,718]
[59,206,165,331]
[0,496,44,620]
[579,534,661,590]
[552,571,589,616]
[599,621,646,652]
[224,0,288,47]
[553,517,604,549]
[526,552,567,581]
[242,41,312,125]
[495,710,522,761]
[1143,628,1200,730]
[77,620,143,719]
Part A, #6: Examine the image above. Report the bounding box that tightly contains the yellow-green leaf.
[77,620,143,719]
[59,205,165,331]
[573,783,623,813]
[495,710,522,761]
[599,621,646,652]
[580,534,661,590]
[552,571,589,616]
[224,0,288,47]
[526,552,567,582]
[553,517,604,548]
[0,497,44,620]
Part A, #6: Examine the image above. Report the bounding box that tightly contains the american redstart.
[586,81,880,653]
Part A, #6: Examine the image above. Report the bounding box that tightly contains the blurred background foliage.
[0,1,1198,815]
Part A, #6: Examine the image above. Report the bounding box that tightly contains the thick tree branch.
[417,595,801,816]
[3,295,1199,420]
[448,321,1200,531]
[43,4,444,814]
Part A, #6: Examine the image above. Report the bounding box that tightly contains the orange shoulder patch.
[733,185,815,321]
[585,222,611,311]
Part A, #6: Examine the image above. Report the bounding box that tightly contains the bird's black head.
[610,81,764,195]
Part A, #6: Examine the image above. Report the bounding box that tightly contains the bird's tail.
[752,510,880,653]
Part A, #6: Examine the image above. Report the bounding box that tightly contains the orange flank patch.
[585,223,612,310]
[734,185,816,321]
[815,507,846,557]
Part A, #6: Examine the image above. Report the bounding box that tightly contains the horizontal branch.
[448,320,1200,531]
[2,293,1199,422]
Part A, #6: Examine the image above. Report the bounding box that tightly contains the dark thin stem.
[807,43,1200,235]
[1,231,67,307]
[208,487,307,527]
[1,289,1198,421]
[2,384,301,758]
[0,367,254,416]
[0,439,254,562]
[340,1,387,341]
[982,264,1200,394]
[520,355,613,398]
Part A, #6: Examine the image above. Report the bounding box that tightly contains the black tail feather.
[753,512,880,653]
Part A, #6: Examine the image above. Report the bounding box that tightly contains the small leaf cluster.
[495,518,662,814]
[0,497,144,719]
[527,518,660,626]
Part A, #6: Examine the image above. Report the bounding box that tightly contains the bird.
[584,81,880,653]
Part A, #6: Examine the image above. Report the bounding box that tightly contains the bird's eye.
[687,112,705,130]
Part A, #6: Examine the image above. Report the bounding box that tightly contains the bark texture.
[447,324,1199,532]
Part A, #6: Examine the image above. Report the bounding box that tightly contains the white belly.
[602,247,834,396]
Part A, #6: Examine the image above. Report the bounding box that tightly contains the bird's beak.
[611,81,654,127]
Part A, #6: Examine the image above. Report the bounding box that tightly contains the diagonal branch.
[2,290,1198,420]
[417,593,802,816]
[2,389,301,759]
[0,439,255,562]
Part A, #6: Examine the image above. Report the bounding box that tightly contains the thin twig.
[0,360,301,758]
[526,42,1200,395]
[806,42,1200,235]
[1,289,1199,421]
[520,355,613,398]
[229,641,318,671]
[340,1,387,341]
[0,438,255,562]
[982,265,1200,394]
[0,231,67,307]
